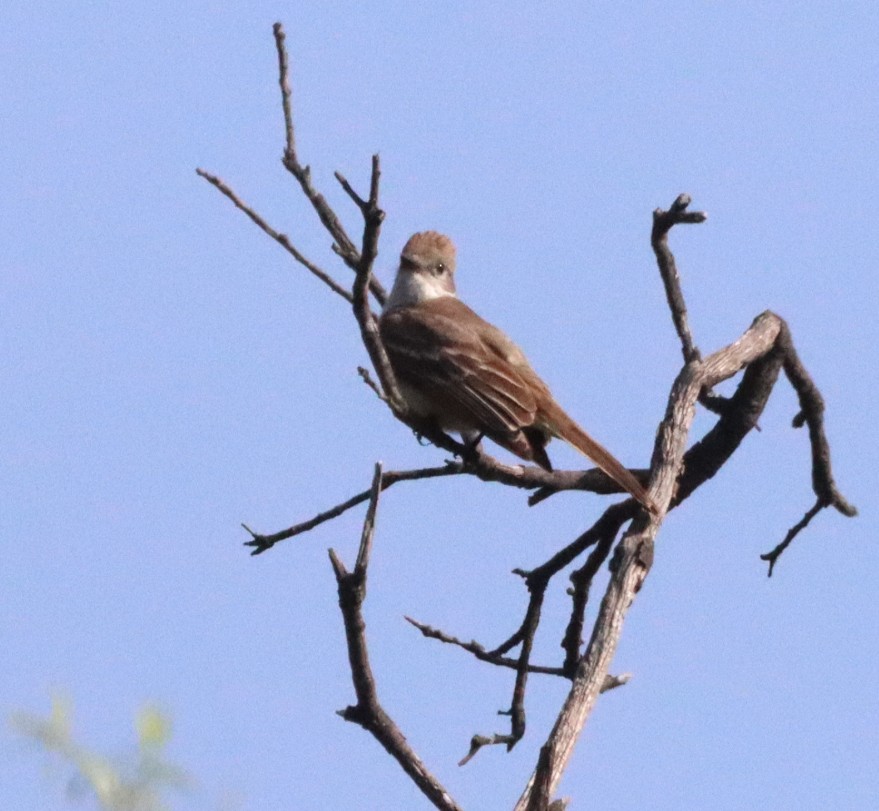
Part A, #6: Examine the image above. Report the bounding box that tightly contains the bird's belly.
[396,380,475,432]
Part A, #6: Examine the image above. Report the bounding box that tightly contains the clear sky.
[3,3,877,809]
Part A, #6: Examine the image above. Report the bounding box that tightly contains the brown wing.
[379,297,543,434]
[381,298,657,510]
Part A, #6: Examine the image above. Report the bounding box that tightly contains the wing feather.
[379,298,543,433]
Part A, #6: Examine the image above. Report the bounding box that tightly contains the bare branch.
[245,451,656,556]
[495,588,544,749]
[271,23,387,304]
[357,365,388,403]
[778,326,858,518]
[243,464,463,554]
[272,21,296,159]
[562,523,623,675]
[405,617,565,677]
[348,156,402,412]
[330,462,463,811]
[652,194,707,363]
[335,170,369,214]
[760,498,824,576]
[514,198,854,807]
[671,326,784,504]
[355,463,383,574]
[195,168,353,303]
[458,733,518,767]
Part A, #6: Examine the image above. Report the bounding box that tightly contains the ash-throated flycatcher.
[379,231,656,512]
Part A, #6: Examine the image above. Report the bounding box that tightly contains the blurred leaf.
[10,691,73,751]
[12,695,190,810]
[136,705,170,750]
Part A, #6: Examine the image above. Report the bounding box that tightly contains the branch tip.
[760,498,824,576]
[272,22,296,159]
[600,672,632,693]
[242,523,274,556]
[357,366,388,402]
[335,171,369,213]
[328,547,347,580]
[354,463,384,574]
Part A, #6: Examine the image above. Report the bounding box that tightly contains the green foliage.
[11,695,190,810]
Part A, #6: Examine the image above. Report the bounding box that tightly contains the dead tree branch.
[404,616,566,677]
[330,464,463,811]
[195,168,353,303]
[271,22,386,304]
[516,301,784,811]
[199,23,856,811]
[242,464,463,554]
[510,197,856,807]
[652,193,707,363]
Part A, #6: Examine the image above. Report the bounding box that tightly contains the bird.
[378,231,656,512]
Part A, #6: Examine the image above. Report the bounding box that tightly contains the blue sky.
[3,3,877,809]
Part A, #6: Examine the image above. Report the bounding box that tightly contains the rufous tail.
[543,404,658,513]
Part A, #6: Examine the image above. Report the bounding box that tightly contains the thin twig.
[458,733,519,767]
[355,463,383,574]
[272,25,357,266]
[561,524,623,676]
[405,617,565,677]
[196,168,353,303]
[335,170,369,213]
[348,156,404,413]
[652,194,707,363]
[357,366,388,402]
[760,498,823,576]
[272,22,295,159]
[488,624,527,658]
[497,588,545,749]
[271,23,387,304]
[243,464,463,554]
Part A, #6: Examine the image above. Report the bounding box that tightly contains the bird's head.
[385,231,457,309]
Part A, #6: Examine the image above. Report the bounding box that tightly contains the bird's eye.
[436,263,446,274]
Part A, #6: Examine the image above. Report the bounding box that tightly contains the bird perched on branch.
[379,231,656,512]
